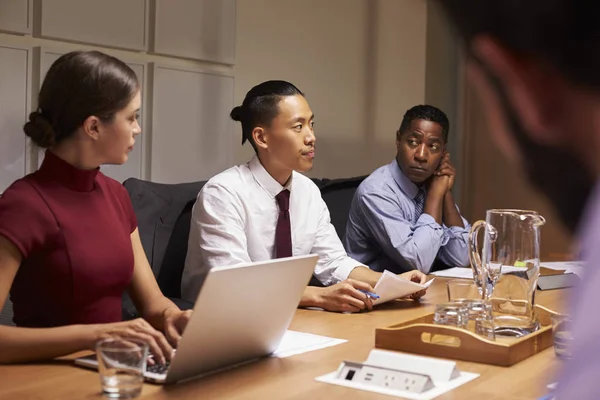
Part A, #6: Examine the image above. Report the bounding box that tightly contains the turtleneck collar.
[37,150,99,192]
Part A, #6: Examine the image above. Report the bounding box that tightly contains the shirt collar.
[389,159,420,200]
[248,155,293,198]
[37,150,99,192]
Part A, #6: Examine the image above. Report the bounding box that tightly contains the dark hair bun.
[24,112,56,148]
[230,105,244,122]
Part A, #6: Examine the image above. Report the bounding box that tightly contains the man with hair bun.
[181,80,427,313]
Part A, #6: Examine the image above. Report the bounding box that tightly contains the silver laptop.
[75,254,318,384]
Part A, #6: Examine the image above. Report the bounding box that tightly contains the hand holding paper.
[373,270,434,305]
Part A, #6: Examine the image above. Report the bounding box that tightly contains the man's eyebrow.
[290,114,315,123]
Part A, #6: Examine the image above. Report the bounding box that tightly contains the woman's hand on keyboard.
[93,318,173,365]
[163,309,193,346]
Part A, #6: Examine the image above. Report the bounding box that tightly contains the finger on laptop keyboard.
[165,323,181,346]
[147,354,155,366]
[146,327,174,363]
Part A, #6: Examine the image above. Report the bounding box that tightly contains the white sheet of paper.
[430,267,474,279]
[431,262,585,280]
[316,370,479,400]
[271,330,347,358]
[373,271,434,305]
[429,266,526,278]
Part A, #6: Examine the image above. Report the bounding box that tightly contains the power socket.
[335,361,435,393]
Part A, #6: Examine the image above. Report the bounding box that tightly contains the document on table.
[429,266,524,279]
[431,262,585,280]
[272,330,347,358]
[430,267,474,279]
[373,270,435,305]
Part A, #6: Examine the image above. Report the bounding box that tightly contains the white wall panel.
[0,0,31,34]
[153,0,235,64]
[0,45,30,193]
[39,0,148,51]
[151,64,234,183]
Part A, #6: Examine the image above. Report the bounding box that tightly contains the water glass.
[466,300,493,320]
[433,303,469,329]
[474,316,496,340]
[96,338,148,398]
[446,279,480,303]
[551,314,573,360]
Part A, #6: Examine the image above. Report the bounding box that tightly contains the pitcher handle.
[468,220,486,298]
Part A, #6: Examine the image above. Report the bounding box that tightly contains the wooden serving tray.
[375,305,557,367]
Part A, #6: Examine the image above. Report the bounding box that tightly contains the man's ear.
[82,115,101,141]
[395,130,402,152]
[471,35,564,145]
[252,127,267,150]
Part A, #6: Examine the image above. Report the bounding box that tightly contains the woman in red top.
[0,50,188,364]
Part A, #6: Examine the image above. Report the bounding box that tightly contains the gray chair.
[0,299,14,326]
[121,178,207,318]
[121,175,368,304]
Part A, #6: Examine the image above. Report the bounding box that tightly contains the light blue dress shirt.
[344,160,471,274]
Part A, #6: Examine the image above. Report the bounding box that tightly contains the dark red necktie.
[275,189,292,258]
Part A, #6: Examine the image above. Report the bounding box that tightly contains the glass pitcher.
[469,209,546,337]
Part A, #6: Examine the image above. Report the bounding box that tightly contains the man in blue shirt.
[344,105,470,274]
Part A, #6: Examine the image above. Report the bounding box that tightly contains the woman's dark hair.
[230,80,304,151]
[24,50,139,148]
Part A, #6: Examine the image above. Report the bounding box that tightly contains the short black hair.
[438,1,600,89]
[398,105,449,142]
[230,80,304,152]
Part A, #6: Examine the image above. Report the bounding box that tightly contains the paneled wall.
[0,45,31,193]
[0,0,237,192]
[0,0,458,188]
[0,0,464,326]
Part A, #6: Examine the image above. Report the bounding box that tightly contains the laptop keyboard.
[147,361,170,375]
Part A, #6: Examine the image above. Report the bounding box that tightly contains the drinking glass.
[446,279,480,303]
[433,303,469,329]
[96,338,148,398]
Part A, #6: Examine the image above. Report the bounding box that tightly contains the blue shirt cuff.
[445,225,469,239]
[416,213,448,245]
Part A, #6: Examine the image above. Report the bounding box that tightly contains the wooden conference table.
[0,278,568,400]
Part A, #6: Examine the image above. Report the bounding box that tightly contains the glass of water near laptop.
[96,338,148,399]
[468,209,546,337]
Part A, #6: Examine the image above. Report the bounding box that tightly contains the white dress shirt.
[181,156,366,302]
